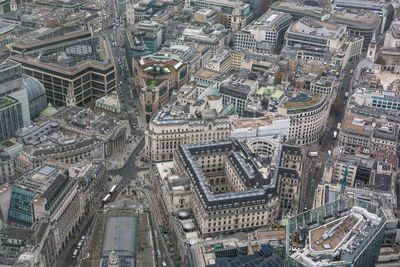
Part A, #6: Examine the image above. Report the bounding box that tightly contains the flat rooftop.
[288,198,387,267]
[12,36,110,70]
[231,115,288,129]
[289,17,344,40]
[14,165,64,195]
[194,67,230,81]
[283,92,323,109]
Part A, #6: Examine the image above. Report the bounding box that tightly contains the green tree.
[332,97,342,112]
[375,56,386,65]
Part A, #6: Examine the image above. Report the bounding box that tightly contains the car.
[81,235,86,242]
[72,249,78,258]
[77,241,82,249]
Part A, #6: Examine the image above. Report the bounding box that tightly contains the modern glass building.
[7,165,72,227]
[0,96,23,142]
[286,197,387,267]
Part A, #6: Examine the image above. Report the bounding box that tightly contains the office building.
[278,92,330,145]
[332,0,394,34]
[0,96,23,142]
[219,81,251,116]
[0,59,30,126]
[0,159,107,265]
[125,20,162,74]
[0,149,14,184]
[188,0,252,29]
[287,197,387,267]
[174,139,282,236]
[230,114,290,140]
[271,0,328,21]
[10,21,91,54]
[235,10,292,53]
[330,8,380,50]
[48,106,129,157]
[11,36,116,107]
[145,108,231,162]
[285,17,347,53]
[133,54,189,122]
[14,123,100,175]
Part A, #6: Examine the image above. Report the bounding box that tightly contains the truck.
[308,152,318,157]
[344,92,349,100]
[333,131,338,138]
[337,123,341,130]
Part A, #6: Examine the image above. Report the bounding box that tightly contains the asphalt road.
[299,59,361,212]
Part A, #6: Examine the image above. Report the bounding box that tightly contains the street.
[299,59,360,212]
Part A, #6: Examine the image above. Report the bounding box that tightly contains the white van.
[72,249,78,258]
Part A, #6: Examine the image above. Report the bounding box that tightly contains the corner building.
[174,139,282,236]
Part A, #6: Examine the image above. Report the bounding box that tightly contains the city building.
[285,17,346,53]
[133,53,189,122]
[95,93,122,114]
[278,92,330,145]
[174,138,282,236]
[287,197,387,267]
[80,199,155,267]
[271,0,328,21]
[14,124,100,175]
[182,25,231,57]
[0,159,108,265]
[230,114,290,140]
[192,8,217,25]
[191,238,284,267]
[10,21,91,54]
[11,36,116,107]
[0,149,14,184]
[235,10,292,53]
[48,106,129,157]
[219,81,252,115]
[145,107,231,162]
[125,20,163,73]
[332,0,394,34]
[188,0,252,29]
[0,96,23,142]
[330,8,381,50]
[0,59,30,126]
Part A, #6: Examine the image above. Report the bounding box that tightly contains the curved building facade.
[278,92,330,145]
[330,8,380,50]
[23,75,47,120]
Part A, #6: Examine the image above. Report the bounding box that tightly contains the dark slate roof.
[278,167,299,179]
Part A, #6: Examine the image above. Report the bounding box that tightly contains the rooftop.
[0,96,18,109]
[288,17,345,40]
[288,198,387,266]
[11,36,111,71]
[14,165,65,196]
[330,8,381,29]
[283,92,323,109]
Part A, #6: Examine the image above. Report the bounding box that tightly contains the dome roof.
[41,103,58,117]
[23,75,46,101]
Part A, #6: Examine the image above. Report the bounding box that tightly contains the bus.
[109,185,117,195]
[102,194,111,206]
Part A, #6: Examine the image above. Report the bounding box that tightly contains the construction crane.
[340,163,349,197]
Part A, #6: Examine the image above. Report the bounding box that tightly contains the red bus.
[102,194,111,206]
[109,185,117,196]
